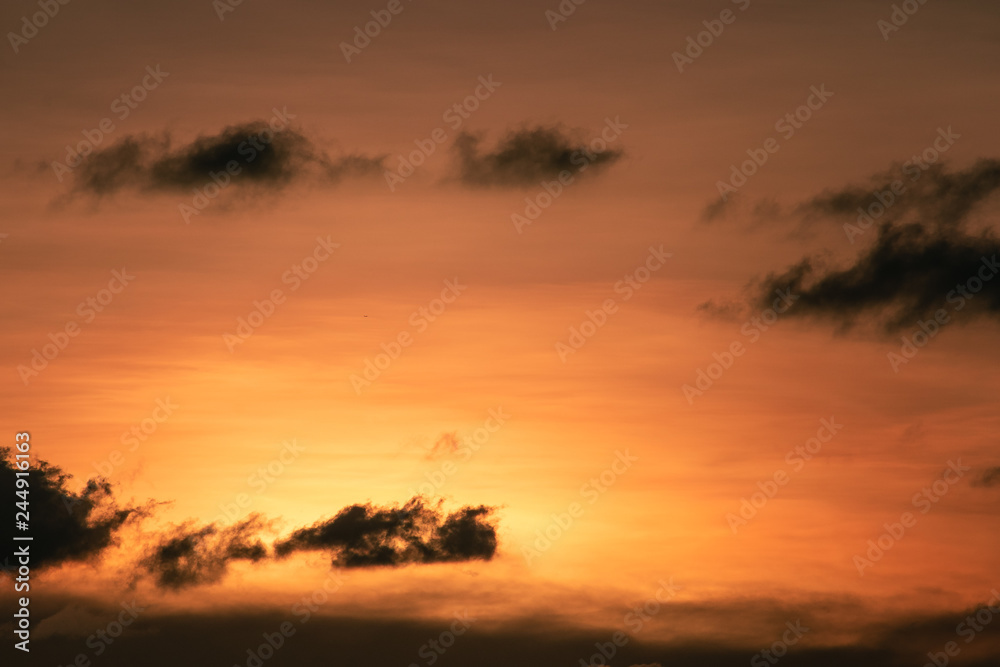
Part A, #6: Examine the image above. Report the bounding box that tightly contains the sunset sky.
[2,0,1000,665]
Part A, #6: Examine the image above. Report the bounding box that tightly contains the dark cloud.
[9,591,1000,667]
[72,135,152,196]
[66,121,384,196]
[146,123,317,190]
[752,228,1000,332]
[700,194,734,222]
[732,160,1000,332]
[452,125,623,187]
[275,497,498,567]
[972,466,1000,488]
[137,516,268,591]
[0,448,499,587]
[0,448,146,571]
[801,158,1000,231]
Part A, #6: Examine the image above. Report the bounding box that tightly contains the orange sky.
[2,1,1000,665]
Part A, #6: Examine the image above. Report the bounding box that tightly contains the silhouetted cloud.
[0,448,500,588]
[972,467,1000,488]
[137,516,268,591]
[0,448,146,570]
[801,158,1000,231]
[452,125,623,187]
[10,590,1000,667]
[752,229,1000,332]
[275,497,498,567]
[731,160,1000,332]
[66,120,384,196]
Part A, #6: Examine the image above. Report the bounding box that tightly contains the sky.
[2,0,1000,665]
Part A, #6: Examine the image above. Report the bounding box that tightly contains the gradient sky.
[2,1,1000,666]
